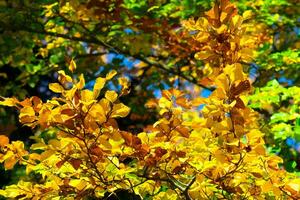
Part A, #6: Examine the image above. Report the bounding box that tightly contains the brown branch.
[12,26,214,91]
[182,176,196,200]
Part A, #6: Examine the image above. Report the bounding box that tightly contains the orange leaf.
[0,135,9,147]
[4,156,18,170]
[176,126,190,138]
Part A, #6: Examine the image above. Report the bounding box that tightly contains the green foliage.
[249,80,300,171]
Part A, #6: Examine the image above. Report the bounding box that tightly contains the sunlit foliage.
[0,0,300,199]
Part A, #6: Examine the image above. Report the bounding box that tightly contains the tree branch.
[13,26,214,91]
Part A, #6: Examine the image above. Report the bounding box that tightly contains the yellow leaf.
[267,155,283,170]
[30,142,48,150]
[105,91,118,103]
[214,149,228,163]
[19,107,37,125]
[57,70,72,84]
[0,189,6,197]
[230,15,243,30]
[216,24,227,34]
[0,97,18,107]
[195,51,214,60]
[195,33,209,43]
[80,90,94,104]
[106,70,117,80]
[242,10,253,20]
[69,179,88,191]
[261,181,273,193]
[19,107,35,119]
[76,74,85,89]
[68,59,76,72]
[111,103,130,118]
[99,98,111,115]
[191,97,207,106]
[118,77,130,95]
[241,48,254,62]
[285,180,300,195]
[93,77,106,99]
[253,144,266,155]
[99,137,112,150]
[223,64,244,82]
[220,11,227,22]
[89,103,106,123]
[12,141,27,155]
[65,86,77,101]
[215,73,230,94]
[158,97,172,109]
[49,83,64,93]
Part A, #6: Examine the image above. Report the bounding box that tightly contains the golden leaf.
[58,70,72,84]
[80,90,95,108]
[105,91,118,103]
[89,103,106,124]
[118,77,130,96]
[242,10,253,20]
[49,83,64,93]
[93,77,106,99]
[99,98,111,115]
[20,107,35,117]
[195,51,214,60]
[216,24,227,34]
[76,74,85,90]
[0,97,18,107]
[195,32,209,43]
[68,59,77,72]
[285,180,300,195]
[111,103,130,118]
[106,70,117,80]
[261,181,273,193]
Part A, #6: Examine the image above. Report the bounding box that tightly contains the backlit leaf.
[49,83,64,93]
[93,77,106,99]
[111,103,130,118]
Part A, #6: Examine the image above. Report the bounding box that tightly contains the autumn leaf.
[49,83,64,93]
[93,77,106,99]
[58,70,73,84]
[105,91,118,103]
[68,59,76,72]
[4,156,18,170]
[76,74,85,89]
[0,135,9,147]
[0,97,18,107]
[105,70,117,80]
[175,126,190,138]
[19,107,36,124]
[120,131,141,148]
[69,158,82,170]
[229,80,251,98]
[195,51,214,60]
[111,103,130,118]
